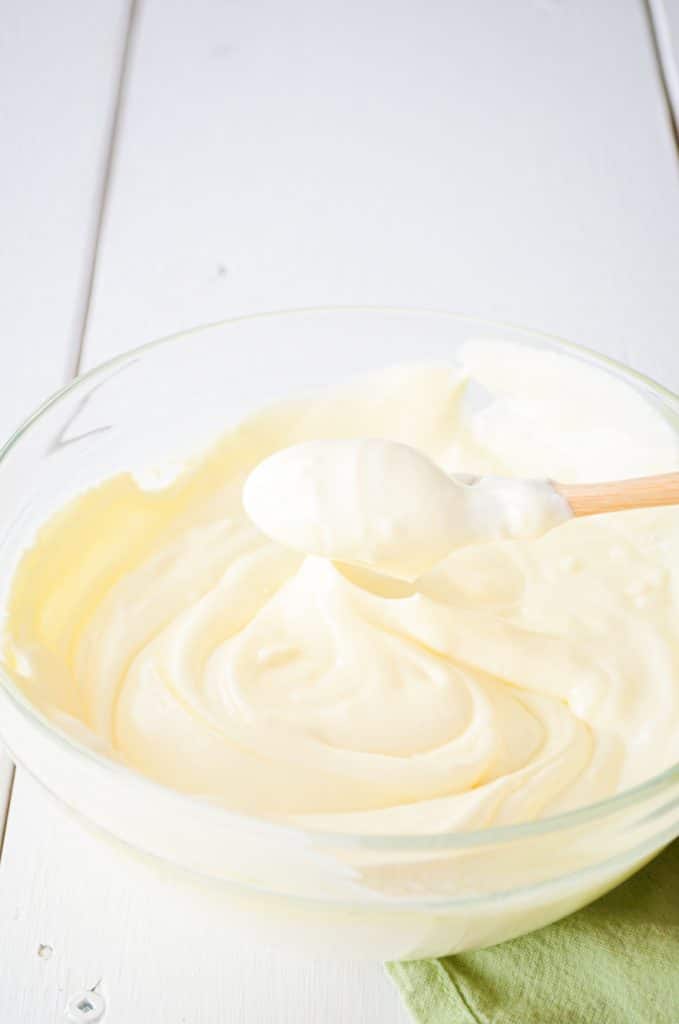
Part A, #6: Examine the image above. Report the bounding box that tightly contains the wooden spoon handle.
[554,472,679,518]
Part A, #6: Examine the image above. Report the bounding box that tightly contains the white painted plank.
[0,772,411,1023]
[82,0,679,389]
[0,2,130,839]
[0,1,130,436]
[3,2,679,1024]
[649,0,679,128]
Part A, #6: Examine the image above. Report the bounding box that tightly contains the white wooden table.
[2,2,679,1020]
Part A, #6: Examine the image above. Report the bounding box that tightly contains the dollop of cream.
[4,342,679,834]
[244,439,571,579]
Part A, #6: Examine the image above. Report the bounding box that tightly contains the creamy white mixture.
[5,341,679,833]
[244,438,572,580]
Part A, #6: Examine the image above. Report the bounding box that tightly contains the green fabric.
[387,840,679,1024]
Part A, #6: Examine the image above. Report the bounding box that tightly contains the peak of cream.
[243,438,572,580]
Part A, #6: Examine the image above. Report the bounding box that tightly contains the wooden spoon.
[554,473,679,517]
[245,439,679,582]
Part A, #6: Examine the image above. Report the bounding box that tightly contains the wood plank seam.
[0,0,138,860]
[644,0,679,152]
[71,0,140,377]
[0,764,15,861]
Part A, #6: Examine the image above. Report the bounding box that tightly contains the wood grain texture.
[2,2,679,1022]
[0,0,130,847]
[558,472,679,517]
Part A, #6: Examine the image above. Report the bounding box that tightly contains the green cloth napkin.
[387,840,678,1024]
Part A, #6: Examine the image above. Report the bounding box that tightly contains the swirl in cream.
[5,342,679,833]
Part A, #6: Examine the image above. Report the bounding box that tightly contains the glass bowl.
[0,308,677,961]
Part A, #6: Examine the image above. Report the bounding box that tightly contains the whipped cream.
[4,342,679,834]
[244,438,571,579]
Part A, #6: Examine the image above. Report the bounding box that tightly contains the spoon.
[244,439,679,581]
[553,473,679,517]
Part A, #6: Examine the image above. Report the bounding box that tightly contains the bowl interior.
[1,307,678,856]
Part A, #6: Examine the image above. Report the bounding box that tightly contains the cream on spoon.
[243,438,572,580]
[245,439,679,581]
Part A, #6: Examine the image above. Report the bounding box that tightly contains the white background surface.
[1,1,679,1020]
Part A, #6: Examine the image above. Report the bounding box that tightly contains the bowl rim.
[1,304,678,852]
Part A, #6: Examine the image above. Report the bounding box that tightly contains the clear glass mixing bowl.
[0,309,677,960]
